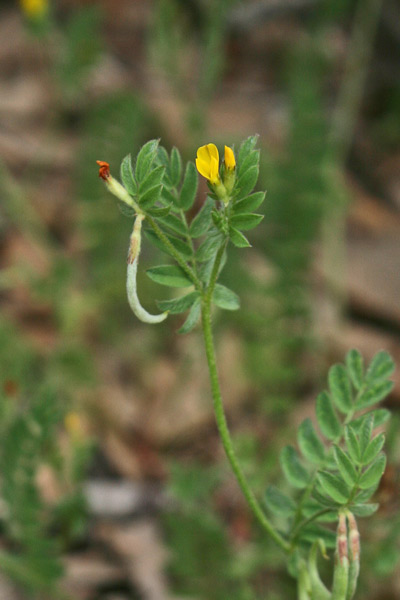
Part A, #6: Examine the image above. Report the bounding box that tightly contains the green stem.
[200,294,289,553]
[291,473,317,537]
[146,215,202,290]
[291,508,333,546]
[206,240,227,300]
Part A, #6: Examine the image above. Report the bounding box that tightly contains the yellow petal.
[196,143,219,164]
[196,157,211,180]
[224,146,236,170]
[206,143,219,162]
[209,156,220,184]
[197,144,211,164]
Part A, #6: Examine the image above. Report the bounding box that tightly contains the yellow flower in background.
[196,143,220,185]
[20,0,48,19]
[64,412,84,437]
[224,145,236,170]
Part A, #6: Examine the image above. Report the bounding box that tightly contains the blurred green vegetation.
[1,0,399,597]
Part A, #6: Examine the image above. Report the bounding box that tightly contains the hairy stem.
[200,289,289,553]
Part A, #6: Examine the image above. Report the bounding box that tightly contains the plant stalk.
[200,291,289,553]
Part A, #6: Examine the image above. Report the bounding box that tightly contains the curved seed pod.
[308,542,331,600]
[126,215,168,324]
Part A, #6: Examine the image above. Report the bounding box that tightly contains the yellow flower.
[224,145,236,170]
[20,0,48,18]
[196,144,220,185]
[64,412,84,437]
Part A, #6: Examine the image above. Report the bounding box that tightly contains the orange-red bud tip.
[97,160,110,181]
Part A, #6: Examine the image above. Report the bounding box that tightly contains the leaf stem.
[291,508,334,546]
[146,215,202,290]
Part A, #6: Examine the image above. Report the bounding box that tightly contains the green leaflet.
[189,197,214,238]
[280,445,309,488]
[328,364,352,413]
[238,135,259,166]
[170,146,183,186]
[146,265,193,288]
[333,446,357,486]
[229,227,251,248]
[139,165,165,195]
[355,380,394,410]
[120,154,137,195]
[178,298,201,334]
[362,433,385,465]
[346,349,364,390]
[233,191,265,214]
[365,350,395,384]
[235,166,259,201]
[298,418,325,464]
[317,471,349,504]
[355,483,379,503]
[345,425,361,464]
[158,213,188,237]
[350,503,379,517]
[196,232,223,262]
[358,454,386,489]
[179,162,198,210]
[264,485,296,517]
[157,291,199,314]
[140,184,163,209]
[350,408,390,432]
[230,213,264,231]
[135,139,159,182]
[300,524,337,549]
[212,284,240,311]
[238,149,260,177]
[359,414,374,455]
[316,391,341,441]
